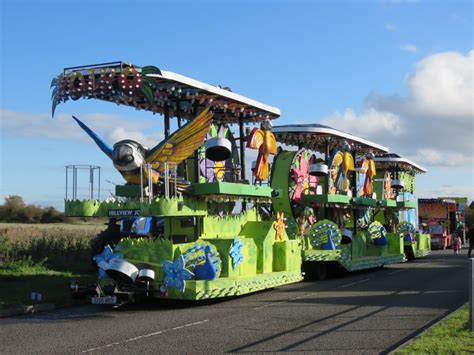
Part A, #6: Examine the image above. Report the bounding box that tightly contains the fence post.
[470,258,473,331]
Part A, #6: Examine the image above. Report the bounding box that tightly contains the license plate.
[92,296,117,305]
[431,238,440,243]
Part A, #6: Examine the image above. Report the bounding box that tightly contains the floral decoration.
[229,237,244,269]
[162,255,194,293]
[291,151,317,202]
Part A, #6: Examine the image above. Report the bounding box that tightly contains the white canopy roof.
[148,70,280,122]
[272,123,389,153]
[374,153,427,173]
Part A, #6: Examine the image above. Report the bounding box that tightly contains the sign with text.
[108,209,141,217]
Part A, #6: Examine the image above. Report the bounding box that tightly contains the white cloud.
[316,50,474,172]
[408,50,474,118]
[405,148,473,167]
[400,43,418,53]
[0,109,164,149]
[321,108,403,140]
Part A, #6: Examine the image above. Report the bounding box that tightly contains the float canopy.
[374,153,427,174]
[55,61,280,124]
[272,123,388,153]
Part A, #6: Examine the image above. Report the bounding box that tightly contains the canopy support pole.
[325,141,330,194]
[176,101,186,180]
[351,151,357,197]
[352,151,358,238]
[164,105,170,138]
[239,117,246,182]
[324,141,330,219]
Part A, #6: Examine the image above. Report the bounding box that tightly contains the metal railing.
[140,163,177,202]
[65,165,101,200]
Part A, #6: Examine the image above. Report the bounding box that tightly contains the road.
[0,249,469,354]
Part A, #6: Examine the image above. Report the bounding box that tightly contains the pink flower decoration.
[291,154,318,202]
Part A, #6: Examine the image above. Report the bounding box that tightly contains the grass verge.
[0,258,95,310]
[396,303,474,354]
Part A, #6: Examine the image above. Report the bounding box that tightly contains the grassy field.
[396,304,474,354]
[0,221,105,310]
[0,221,104,266]
[0,221,106,241]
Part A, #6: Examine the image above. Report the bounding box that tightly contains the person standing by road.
[452,235,462,255]
[467,225,474,258]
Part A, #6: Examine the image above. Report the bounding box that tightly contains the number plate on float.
[92,296,117,305]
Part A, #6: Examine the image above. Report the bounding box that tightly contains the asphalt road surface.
[0,249,469,354]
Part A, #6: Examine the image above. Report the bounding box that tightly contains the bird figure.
[72,108,213,186]
[193,245,217,280]
[358,152,376,197]
[383,171,395,200]
[329,141,354,194]
[321,229,337,250]
[246,119,277,181]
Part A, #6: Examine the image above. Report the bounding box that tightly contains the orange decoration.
[273,212,286,241]
[246,120,277,181]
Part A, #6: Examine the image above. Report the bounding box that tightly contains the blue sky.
[1,0,473,209]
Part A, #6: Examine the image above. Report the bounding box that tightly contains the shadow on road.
[227,251,469,353]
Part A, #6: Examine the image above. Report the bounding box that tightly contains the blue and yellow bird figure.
[329,141,354,194]
[71,108,213,186]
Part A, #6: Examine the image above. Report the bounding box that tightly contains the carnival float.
[373,153,430,259]
[52,62,302,304]
[51,61,430,304]
[270,125,415,279]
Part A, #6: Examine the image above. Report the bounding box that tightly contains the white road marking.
[339,278,371,288]
[81,319,209,353]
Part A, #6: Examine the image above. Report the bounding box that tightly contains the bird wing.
[343,151,354,174]
[265,131,277,155]
[331,150,343,168]
[145,108,213,171]
[369,159,377,178]
[246,128,264,149]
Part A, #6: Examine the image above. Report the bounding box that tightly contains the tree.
[1,195,26,222]
[41,207,65,223]
[0,195,65,223]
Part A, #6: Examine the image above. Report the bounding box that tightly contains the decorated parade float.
[418,198,460,249]
[51,62,302,304]
[373,153,430,259]
[269,124,410,279]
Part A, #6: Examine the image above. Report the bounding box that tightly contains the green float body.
[70,185,303,301]
[270,149,430,275]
